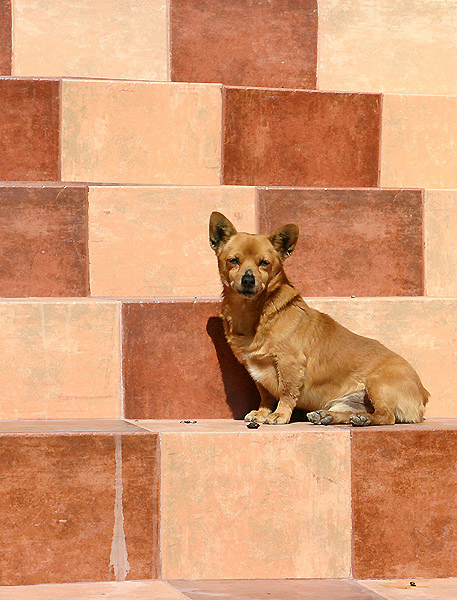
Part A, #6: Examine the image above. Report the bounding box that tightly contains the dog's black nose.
[241,269,255,287]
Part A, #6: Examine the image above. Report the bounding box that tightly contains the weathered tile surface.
[0,433,159,585]
[0,301,121,419]
[13,0,168,80]
[161,429,351,579]
[425,190,457,297]
[352,428,457,579]
[123,301,259,419]
[0,186,89,297]
[381,95,457,189]
[0,419,142,434]
[258,188,423,297]
[223,88,381,187]
[0,0,11,74]
[318,0,457,95]
[89,186,255,297]
[171,0,317,88]
[307,299,457,418]
[61,81,222,185]
[0,79,60,180]
[360,578,457,600]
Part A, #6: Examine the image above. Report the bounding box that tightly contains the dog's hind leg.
[307,391,372,425]
[349,380,397,427]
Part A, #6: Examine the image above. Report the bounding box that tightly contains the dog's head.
[209,212,299,300]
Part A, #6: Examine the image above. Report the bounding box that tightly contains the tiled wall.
[0,1,456,421]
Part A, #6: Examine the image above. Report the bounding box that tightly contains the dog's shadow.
[206,317,305,422]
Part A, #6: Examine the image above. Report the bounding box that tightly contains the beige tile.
[161,429,351,579]
[0,301,121,419]
[61,81,222,185]
[380,95,457,189]
[13,0,168,80]
[359,578,457,600]
[0,580,187,599]
[307,298,457,418]
[425,190,457,296]
[318,0,457,94]
[89,186,256,297]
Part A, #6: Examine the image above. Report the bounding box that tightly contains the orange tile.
[425,190,457,297]
[307,298,457,418]
[161,429,351,579]
[61,81,222,185]
[0,301,121,419]
[89,186,256,297]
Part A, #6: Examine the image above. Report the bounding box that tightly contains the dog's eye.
[259,259,270,267]
[228,257,239,265]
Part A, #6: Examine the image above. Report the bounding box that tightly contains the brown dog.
[209,211,429,426]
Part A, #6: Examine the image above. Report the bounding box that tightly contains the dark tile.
[352,428,457,578]
[122,301,260,419]
[258,188,423,296]
[223,88,381,187]
[0,186,89,297]
[170,579,385,600]
[0,79,60,180]
[171,0,317,88]
[0,432,159,585]
[0,1,11,75]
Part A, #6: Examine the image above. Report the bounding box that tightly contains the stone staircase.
[0,1,457,598]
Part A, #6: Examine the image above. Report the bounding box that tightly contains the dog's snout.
[241,269,255,287]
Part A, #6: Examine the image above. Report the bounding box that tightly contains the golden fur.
[209,212,429,426]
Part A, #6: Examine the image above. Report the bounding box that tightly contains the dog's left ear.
[209,212,237,252]
[269,224,299,259]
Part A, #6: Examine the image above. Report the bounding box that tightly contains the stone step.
[0,419,456,584]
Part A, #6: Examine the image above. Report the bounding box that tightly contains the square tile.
[223,88,381,187]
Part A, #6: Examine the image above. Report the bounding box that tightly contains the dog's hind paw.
[350,414,371,427]
[307,410,333,425]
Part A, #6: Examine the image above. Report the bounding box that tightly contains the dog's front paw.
[307,410,333,425]
[263,412,290,425]
[350,414,371,427]
[244,409,271,423]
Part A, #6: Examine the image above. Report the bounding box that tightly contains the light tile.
[359,578,457,600]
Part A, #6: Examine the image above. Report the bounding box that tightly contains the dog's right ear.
[209,212,237,252]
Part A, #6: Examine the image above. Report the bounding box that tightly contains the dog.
[209,211,429,426]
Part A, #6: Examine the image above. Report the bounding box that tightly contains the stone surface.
[88,186,255,297]
[425,190,457,297]
[381,95,457,189]
[223,88,381,187]
[0,79,59,181]
[0,301,121,419]
[0,419,143,434]
[61,80,222,185]
[0,0,11,74]
[318,0,457,95]
[258,188,423,297]
[171,0,317,88]
[122,301,259,419]
[352,428,457,579]
[12,0,168,80]
[360,578,457,600]
[0,186,89,297]
[0,433,159,585]
[160,429,351,579]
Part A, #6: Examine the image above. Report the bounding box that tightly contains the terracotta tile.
[161,429,351,579]
[61,81,222,185]
[0,432,159,585]
[0,79,59,180]
[352,428,457,578]
[171,0,317,88]
[0,186,88,297]
[122,301,259,419]
[0,301,121,419]
[360,578,457,600]
[0,1,11,75]
[425,190,457,297]
[130,419,318,433]
[318,0,457,95]
[0,581,187,599]
[381,95,457,189]
[13,0,168,80]
[0,419,142,434]
[89,186,255,297]
[223,88,381,187]
[258,188,423,297]
[307,299,457,418]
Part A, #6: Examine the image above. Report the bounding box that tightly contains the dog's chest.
[240,350,278,391]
